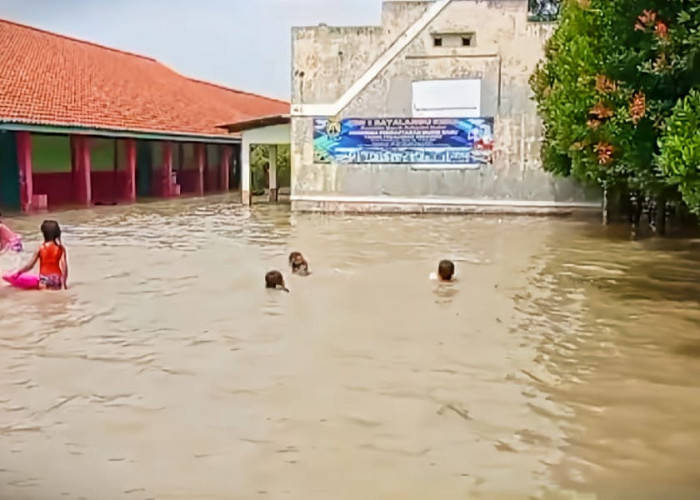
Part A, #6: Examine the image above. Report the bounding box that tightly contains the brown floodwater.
[1,195,700,500]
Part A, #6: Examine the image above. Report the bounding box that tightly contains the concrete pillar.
[72,135,91,206]
[15,131,33,213]
[220,146,232,192]
[241,142,251,206]
[195,143,205,196]
[268,145,278,202]
[124,139,136,202]
[162,141,173,198]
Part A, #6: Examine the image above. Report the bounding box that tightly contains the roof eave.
[0,120,242,144]
[219,114,291,133]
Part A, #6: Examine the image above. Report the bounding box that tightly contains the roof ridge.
[0,17,158,63]
[186,77,289,105]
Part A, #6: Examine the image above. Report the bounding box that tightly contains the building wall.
[290,0,599,211]
[0,132,236,210]
[0,131,20,210]
[32,134,72,173]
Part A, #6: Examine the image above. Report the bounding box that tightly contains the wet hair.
[288,251,309,275]
[438,260,455,281]
[40,220,62,244]
[265,270,288,292]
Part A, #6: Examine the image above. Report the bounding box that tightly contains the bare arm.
[61,248,69,289]
[15,250,39,275]
[0,228,8,255]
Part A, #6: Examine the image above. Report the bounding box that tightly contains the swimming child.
[13,220,68,290]
[431,259,455,282]
[265,270,289,292]
[288,251,310,276]
[0,211,23,255]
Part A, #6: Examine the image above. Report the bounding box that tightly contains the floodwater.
[1,196,700,500]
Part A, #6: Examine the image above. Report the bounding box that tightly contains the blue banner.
[313,117,494,165]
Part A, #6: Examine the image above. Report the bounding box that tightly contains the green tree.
[250,145,291,194]
[658,90,700,213]
[531,0,700,231]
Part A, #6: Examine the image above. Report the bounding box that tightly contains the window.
[432,33,475,48]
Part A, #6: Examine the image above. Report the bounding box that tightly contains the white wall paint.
[412,79,481,117]
[241,124,291,145]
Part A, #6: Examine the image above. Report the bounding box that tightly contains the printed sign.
[313,117,494,165]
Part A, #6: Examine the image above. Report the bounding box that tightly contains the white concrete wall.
[241,124,291,145]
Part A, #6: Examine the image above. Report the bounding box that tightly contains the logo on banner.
[326,121,342,138]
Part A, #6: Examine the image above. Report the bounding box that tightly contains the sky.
[0,0,383,100]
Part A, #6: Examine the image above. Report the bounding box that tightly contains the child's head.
[40,220,61,243]
[289,251,302,265]
[438,260,455,281]
[265,270,288,291]
[289,251,308,274]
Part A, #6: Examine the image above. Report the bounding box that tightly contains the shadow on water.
[0,197,699,499]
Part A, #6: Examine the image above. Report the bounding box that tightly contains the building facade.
[0,19,287,213]
[289,0,598,214]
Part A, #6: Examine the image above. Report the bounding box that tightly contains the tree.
[250,145,291,195]
[658,90,700,213]
[531,0,700,232]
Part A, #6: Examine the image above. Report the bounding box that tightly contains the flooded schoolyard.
[1,196,700,499]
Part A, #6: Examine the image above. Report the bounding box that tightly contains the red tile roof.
[0,19,289,137]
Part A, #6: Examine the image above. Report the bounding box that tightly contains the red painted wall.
[33,173,73,208]
[177,170,200,194]
[33,171,130,208]
[92,171,129,203]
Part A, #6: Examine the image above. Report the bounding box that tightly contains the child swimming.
[265,270,289,292]
[0,211,23,255]
[288,251,310,276]
[430,259,456,282]
[13,220,68,290]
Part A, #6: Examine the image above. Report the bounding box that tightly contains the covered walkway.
[0,18,287,212]
[220,115,291,206]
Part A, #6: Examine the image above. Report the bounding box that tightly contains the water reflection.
[0,197,699,499]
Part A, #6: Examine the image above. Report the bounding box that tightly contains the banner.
[313,117,494,165]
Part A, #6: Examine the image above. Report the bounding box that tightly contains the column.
[220,146,232,192]
[15,131,33,213]
[72,135,91,206]
[161,141,173,198]
[268,145,278,202]
[124,139,136,202]
[195,143,205,196]
[241,142,251,206]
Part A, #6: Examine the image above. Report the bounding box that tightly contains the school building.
[0,19,288,213]
[225,0,600,214]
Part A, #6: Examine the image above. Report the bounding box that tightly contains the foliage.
[528,0,562,23]
[531,0,700,215]
[250,145,290,192]
[657,90,700,212]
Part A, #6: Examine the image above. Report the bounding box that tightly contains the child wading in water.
[288,251,310,276]
[0,211,23,255]
[265,270,289,292]
[14,220,68,290]
[431,259,456,282]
